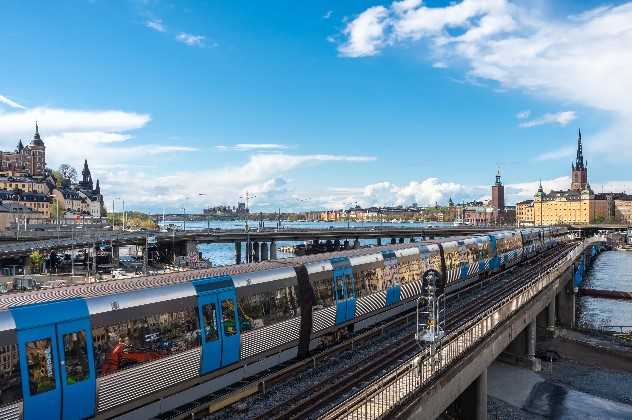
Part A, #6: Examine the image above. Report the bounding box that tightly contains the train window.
[238,287,300,332]
[222,299,237,336]
[26,338,56,395]
[92,307,200,377]
[354,267,383,298]
[343,274,354,298]
[311,277,334,308]
[63,330,89,384]
[202,303,219,342]
[334,276,345,301]
[0,344,21,405]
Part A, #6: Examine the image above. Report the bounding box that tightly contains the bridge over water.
[323,239,604,420]
[0,226,497,261]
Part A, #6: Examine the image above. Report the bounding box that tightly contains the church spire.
[495,167,502,185]
[575,128,584,170]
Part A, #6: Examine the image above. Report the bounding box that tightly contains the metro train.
[0,227,567,420]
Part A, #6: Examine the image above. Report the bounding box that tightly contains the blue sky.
[1,0,631,212]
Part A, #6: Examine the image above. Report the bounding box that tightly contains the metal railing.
[324,240,595,420]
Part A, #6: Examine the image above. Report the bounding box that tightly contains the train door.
[383,251,401,306]
[488,235,499,270]
[331,257,356,324]
[194,276,240,375]
[458,241,469,279]
[56,318,96,420]
[217,290,240,366]
[197,292,222,373]
[16,316,96,420]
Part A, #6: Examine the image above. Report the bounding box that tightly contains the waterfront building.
[516,130,632,225]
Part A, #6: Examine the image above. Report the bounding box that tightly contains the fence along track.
[323,241,588,420]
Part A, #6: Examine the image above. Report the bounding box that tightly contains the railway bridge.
[0,226,496,264]
[323,238,603,420]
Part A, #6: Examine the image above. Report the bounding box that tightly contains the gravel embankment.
[488,396,545,420]
[540,358,632,406]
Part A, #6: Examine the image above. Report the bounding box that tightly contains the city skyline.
[1,1,631,212]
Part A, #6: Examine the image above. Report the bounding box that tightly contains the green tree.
[59,164,78,182]
[50,170,63,188]
[29,250,44,273]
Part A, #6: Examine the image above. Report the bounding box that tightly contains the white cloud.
[0,105,195,186]
[216,143,290,152]
[317,177,472,209]
[176,32,205,47]
[535,146,575,161]
[98,153,376,210]
[516,110,530,119]
[519,111,576,128]
[505,176,571,202]
[339,1,632,159]
[323,10,333,19]
[0,95,26,110]
[0,107,150,138]
[338,6,390,57]
[145,19,166,32]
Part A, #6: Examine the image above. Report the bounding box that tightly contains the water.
[157,220,449,267]
[578,250,632,332]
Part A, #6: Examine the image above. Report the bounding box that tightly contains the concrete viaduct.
[329,238,605,420]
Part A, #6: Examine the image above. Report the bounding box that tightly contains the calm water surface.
[578,250,632,332]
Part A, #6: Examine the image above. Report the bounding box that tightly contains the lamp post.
[181,207,186,231]
[198,193,210,231]
[240,192,255,263]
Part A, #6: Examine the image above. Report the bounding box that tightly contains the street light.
[240,192,255,263]
[181,207,187,231]
[198,193,210,230]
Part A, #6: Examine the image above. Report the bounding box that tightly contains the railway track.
[155,243,575,420]
[322,242,579,420]
[250,243,576,420]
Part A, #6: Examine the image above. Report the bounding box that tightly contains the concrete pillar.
[185,240,198,257]
[456,368,487,420]
[377,237,382,246]
[547,296,557,336]
[253,241,260,262]
[235,242,242,265]
[391,237,397,244]
[246,241,252,263]
[270,240,277,260]
[527,320,541,371]
[353,238,360,249]
[260,242,269,261]
[558,270,576,329]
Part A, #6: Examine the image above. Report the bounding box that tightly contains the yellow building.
[0,177,52,194]
[516,182,609,226]
[614,199,632,224]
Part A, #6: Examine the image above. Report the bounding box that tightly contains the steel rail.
[253,244,573,420]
